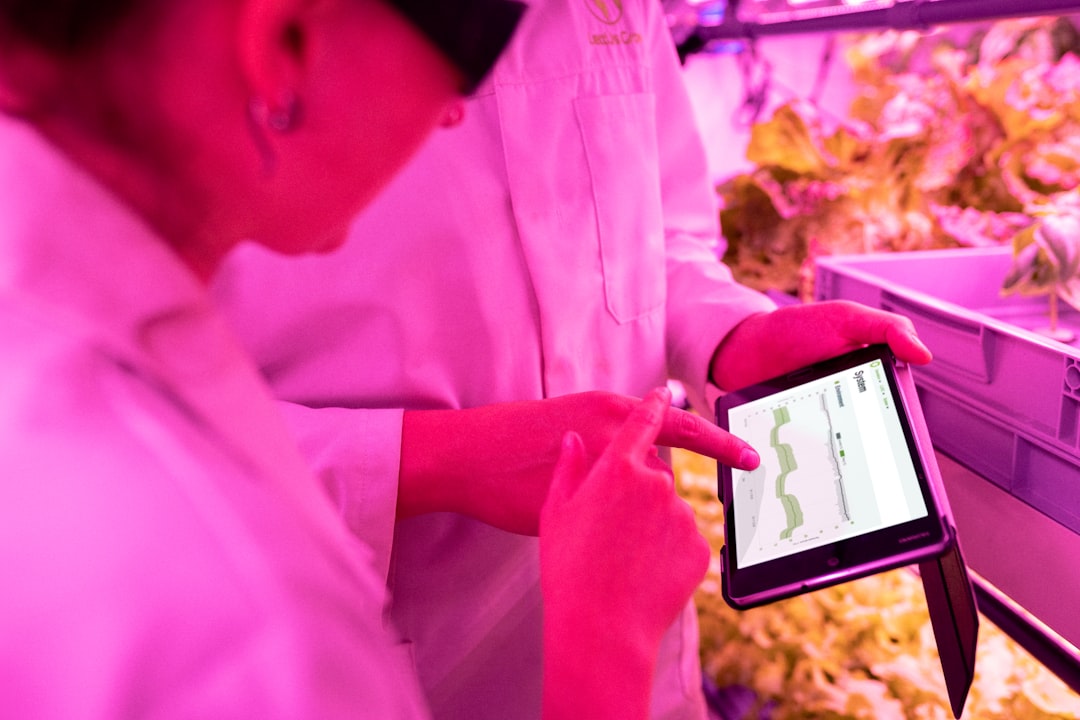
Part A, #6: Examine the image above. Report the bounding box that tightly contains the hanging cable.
[733,39,773,128]
[807,35,835,108]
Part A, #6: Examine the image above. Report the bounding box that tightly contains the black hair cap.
[388,0,527,93]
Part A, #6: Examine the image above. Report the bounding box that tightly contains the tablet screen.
[716,345,952,609]
[728,355,929,568]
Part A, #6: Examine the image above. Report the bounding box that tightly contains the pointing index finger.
[659,407,761,471]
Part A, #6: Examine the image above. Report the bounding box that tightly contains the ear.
[235,0,313,104]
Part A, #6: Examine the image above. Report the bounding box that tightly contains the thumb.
[546,430,588,511]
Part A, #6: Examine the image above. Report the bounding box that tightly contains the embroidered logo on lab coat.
[584,0,642,46]
[585,0,623,24]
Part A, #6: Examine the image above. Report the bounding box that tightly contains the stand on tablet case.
[901,360,979,718]
[919,540,979,718]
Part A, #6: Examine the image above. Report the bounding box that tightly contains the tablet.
[715,344,955,609]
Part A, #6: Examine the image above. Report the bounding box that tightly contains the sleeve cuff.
[278,402,404,584]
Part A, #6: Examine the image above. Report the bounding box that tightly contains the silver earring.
[247,92,303,174]
[249,91,302,134]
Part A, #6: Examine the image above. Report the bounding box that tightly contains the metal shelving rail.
[685,0,1080,45]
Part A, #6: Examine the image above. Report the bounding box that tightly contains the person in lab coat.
[0,0,727,718]
[213,0,935,718]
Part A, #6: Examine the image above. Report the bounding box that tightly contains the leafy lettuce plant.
[717,18,1080,300]
[1002,206,1080,340]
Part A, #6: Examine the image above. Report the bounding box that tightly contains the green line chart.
[770,406,804,540]
[732,386,857,567]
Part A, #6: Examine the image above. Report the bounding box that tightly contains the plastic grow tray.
[815,246,1080,534]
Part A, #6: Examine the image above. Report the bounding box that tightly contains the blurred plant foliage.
[674,448,1080,719]
[718,17,1080,299]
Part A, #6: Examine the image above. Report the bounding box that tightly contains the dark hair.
[386,0,526,94]
[0,0,138,54]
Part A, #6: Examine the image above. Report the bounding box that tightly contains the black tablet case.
[919,540,978,718]
[715,357,979,717]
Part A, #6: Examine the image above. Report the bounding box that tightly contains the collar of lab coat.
[0,115,210,369]
[0,115,371,583]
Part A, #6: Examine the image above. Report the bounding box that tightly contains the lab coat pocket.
[574,93,666,324]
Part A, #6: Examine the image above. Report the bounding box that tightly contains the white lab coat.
[0,117,429,719]
[214,1,777,718]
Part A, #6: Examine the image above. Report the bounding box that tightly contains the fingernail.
[739,446,760,469]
